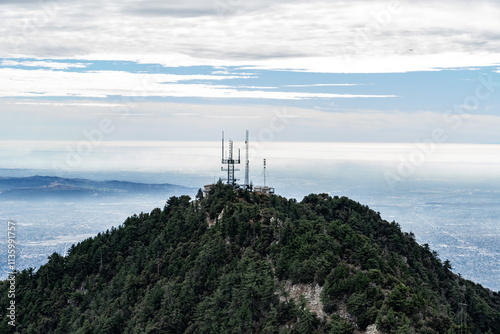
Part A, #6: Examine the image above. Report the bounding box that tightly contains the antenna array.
[217,130,274,194]
[221,131,240,186]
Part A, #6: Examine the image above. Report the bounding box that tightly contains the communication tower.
[221,131,240,187]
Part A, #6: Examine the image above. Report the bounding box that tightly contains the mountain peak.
[2,185,499,333]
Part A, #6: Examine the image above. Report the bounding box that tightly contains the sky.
[0,0,500,180]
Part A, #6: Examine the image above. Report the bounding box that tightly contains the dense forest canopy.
[1,183,499,333]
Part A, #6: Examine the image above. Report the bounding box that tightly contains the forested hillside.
[1,183,499,333]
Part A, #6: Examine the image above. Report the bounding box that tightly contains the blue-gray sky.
[0,0,499,175]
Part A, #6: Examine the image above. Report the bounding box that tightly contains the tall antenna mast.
[245,130,249,188]
[221,132,240,187]
[263,158,267,187]
[254,158,275,195]
[221,131,225,162]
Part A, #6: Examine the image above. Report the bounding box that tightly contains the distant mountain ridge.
[0,175,195,199]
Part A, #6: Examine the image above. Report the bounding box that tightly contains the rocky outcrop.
[206,209,224,227]
[279,281,328,320]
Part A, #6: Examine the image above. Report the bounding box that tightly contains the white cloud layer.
[284,84,362,87]
[0,59,89,69]
[0,0,499,72]
[0,68,396,99]
[1,100,499,144]
[1,140,500,178]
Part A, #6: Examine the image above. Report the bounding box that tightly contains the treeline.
[0,182,499,333]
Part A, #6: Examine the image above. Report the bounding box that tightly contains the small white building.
[204,184,216,198]
[254,186,275,196]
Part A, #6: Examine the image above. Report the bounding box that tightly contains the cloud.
[0,60,90,69]
[0,0,499,73]
[2,139,500,175]
[0,68,397,99]
[284,84,362,87]
[9,102,127,107]
[236,86,278,89]
[2,99,499,144]
[118,0,306,18]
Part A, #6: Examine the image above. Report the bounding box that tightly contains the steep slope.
[1,183,499,333]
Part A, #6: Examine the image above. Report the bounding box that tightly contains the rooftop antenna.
[221,131,240,186]
[245,130,249,188]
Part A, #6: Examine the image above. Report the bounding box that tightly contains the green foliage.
[1,189,499,333]
[327,315,354,334]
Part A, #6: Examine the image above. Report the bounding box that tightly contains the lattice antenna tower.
[221,131,240,187]
[244,130,250,188]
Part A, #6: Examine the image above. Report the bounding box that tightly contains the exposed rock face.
[206,210,224,227]
[279,281,328,320]
[278,281,384,333]
[358,324,383,334]
[337,302,352,322]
